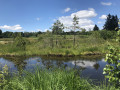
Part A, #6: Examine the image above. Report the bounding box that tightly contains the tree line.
[0,13,119,38]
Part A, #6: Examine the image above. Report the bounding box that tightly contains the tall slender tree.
[72,15,79,47]
[51,20,64,46]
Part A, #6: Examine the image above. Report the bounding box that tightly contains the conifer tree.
[93,24,99,31]
[103,14,119,31]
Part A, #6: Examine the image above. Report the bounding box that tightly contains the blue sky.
[0,0,119,32]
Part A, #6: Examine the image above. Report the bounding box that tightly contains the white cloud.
[98,21,102,24]
[64,8,71,13]
[44,29,49,32]
[36,18,40,21]
[37,29,42,31]
[58,8,97,30]
[99,15,107,19]
[71,8,97,19]
[101,2,112,6]
[0,24,23,31]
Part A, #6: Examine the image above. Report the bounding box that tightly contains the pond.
[0,55,107,84]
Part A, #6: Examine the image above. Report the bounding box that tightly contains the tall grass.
[0,68,119,90]
[0,33,118,56]
[3,68,93,90]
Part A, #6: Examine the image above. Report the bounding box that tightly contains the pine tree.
[93,24,99,31]
[72,15,79,47]
[51,20,64,46]
[0,29,2,38]
[51,20,64,35]
[103,14,119,31]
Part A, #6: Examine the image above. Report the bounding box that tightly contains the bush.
[38,36,43,41]
[14,36,29,50]
[99,30,117,40]
[103,30,120,87]
[91,31,101,39]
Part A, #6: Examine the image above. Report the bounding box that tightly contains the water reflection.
[0,55,106,82]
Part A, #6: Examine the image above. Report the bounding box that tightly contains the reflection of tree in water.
[2,56,28,74]
[40,55,103,70]
[71,59,101,71]
[41,59,54,69]
[40,55,103,62]
[56,61,64,68]
[73,60,86,71]
[41,59,64,69]
[1,55,103,74]
[93,63,100,70]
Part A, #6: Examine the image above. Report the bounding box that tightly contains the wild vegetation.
[0,66,119,90]
[0,14,119,56]
[0,14,120,89]
[0,30,118,56]
[0,14,118,56]
[103,30,120,87]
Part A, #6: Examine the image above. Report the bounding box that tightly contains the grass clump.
[4,68,92,90]
[0,67,119,90]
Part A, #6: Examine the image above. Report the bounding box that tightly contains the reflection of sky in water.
[0,56,107,82]
[71,61,96,68]
[0,58,17,72]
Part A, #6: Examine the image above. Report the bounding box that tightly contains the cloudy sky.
[0,0,119,32]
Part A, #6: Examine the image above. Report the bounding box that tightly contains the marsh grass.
[3,68,93,90]
[0,68,119,90]
[0,34,118,56]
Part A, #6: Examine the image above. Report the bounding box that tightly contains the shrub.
[103,30,120,87]
[14,36,28,50]
[99,30,117,40]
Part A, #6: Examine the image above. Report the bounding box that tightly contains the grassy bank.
[1,68,119,90]
[0,33,119,56]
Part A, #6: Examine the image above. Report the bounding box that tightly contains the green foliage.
[14,36,29,50]
[99,30,117,40]
[0,32,119,56]
[51,20,64,35]
[0,65,8,87]
[91,31,101,38]
[0,67,119,90]
[2,31,13,38]
[103,30,120,86]
[5,68,93,90]
[38,35,43,41]
[73,15,79,27]
[87,47,99,53]
[65,50,70,55]
[116,30,120,42]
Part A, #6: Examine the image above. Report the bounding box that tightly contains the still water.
[0,55,107,83]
